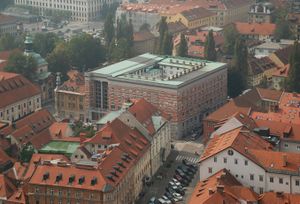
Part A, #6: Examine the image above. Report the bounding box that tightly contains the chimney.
[216,185,225,193]
[282,154,287,167]
[208,188,214,195]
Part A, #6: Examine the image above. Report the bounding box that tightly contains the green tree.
[104,13,115,46]
[47,42,70,80]
[274,20,293,40]
[177,33,188,57]
[0,34,16,51]
[157,17,168,54]
[68,34,105,71]
[162,32,173,55]
[287,41,300,92]
[109,38,131,62]
[4,51,37,80]
[223,24,239,55]
[204,30,217,61]
[33,33,60,57]
[20,144,35,163]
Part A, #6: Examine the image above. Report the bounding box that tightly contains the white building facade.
[14,0,121,21]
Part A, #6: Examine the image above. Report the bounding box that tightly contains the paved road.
[136,149,200,204]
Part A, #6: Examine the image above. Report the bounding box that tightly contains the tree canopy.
[156,17,171,55]
[204,30,217,61]
[177,33,188,57]
[33,32,60,57]
[68,34,105,71]
[223,24,239,55]
[20,144,35,163]
[0,33,25,51]
[4,51,37,80]
[103,13,115,46]
[287,41,300,92]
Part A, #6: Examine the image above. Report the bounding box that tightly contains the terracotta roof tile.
[235,22,276,36]
[0,72,41,108]
[188,169,258,204]
[259,191,300,204]
[0,174,17,200]
[181,7,215,21]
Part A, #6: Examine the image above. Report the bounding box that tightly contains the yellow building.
[168,7,217,30]
[55,70,86,121]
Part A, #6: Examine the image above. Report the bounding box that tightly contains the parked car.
[179,164,197,173]
[182,159,197,170]
[149,197,160,204]
[158,198,171,204]
[162,195,173,204]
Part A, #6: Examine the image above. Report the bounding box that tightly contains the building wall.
[199,148,300,194]
[55,91,86,121]
[0,23,17,36]
[14,0,119,21]
[280,140,300,153]
[0,94,41,122]
[133,38,157,56]
[28,184,104,204]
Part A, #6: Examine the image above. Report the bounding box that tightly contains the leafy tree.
[177,33,188,57]
[0,33,25,51]
[162,32,173,55]
[33,33,60,57]
[20,144,35,163]
[228,37,249,97]
[109,38,131,62]
[104,13,115,46]
[204,30,217,61]
[100,2,119,19]
[223,24,239,55]
[47,42,70,80]
[274,20,293,40]
[4,51,37,80]
[157,17,168,54]
[287,41,300,92]
[67,34,105,71]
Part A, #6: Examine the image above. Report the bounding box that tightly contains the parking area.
[136,149,200,204]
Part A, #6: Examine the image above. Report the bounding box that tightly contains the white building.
[0,72,41,122]
[200,127,300,194]
[252,39,294,58]
[14,0,121,21]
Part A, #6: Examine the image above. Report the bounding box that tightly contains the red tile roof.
[181,7,215,21]
[200,127,273,162]
[0,72,41,108]
[235,22,276,36]
[133,31,155,42]
[6,188,26,204]
[0,174,17,200]
[128,98,170,135]
[0,14,18,26]
[188,169,258,204]
[57,70,85,95]
[259,191,300,204]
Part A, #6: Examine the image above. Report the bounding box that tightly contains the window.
[50,189,54,195]
[259,175,264,182]
[284,143,288,148]
[270,177,274,183]
[245,160,248,166]
[234,159,238,164]
[58,189,62,196]
[279,178,283,184]
[297,146,300,151]
[223,157,227,163]
[250,174,254,181]
[228,149,234,156]
[35,187,39,193]
[208,167,212,174]
[296,180,299,186]
[214,157,217,162]
[259,187,264,194]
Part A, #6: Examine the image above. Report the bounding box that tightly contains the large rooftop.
[89,53,226,88]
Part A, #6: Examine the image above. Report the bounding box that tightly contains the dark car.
[179,165,196,174]
[182,159,198,170]
[173,175,189,186]
[177,167,194,176]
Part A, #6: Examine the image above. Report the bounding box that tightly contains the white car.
[172,193,183,201]
[158,197,171,204]
[170,180,181,186]
[162,196,172,204]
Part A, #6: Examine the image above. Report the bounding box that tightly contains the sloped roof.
[188,169,258,204]
[0,72,41,108]
[0,174,17,200]
[235,22,276,36]
[181,7,215,21]
[133,31,155,42]
[272,45,293,66]
[259,191,300,204]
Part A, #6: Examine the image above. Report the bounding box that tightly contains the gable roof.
[235,22,276,36]
[0,72,41,108]
[272,45,293,66]
[0,174,17,200]
[181,7,215,21]
[188,169,258,204]
[248,56,278,76]
[259,191,300,204]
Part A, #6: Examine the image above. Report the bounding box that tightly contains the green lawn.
[39,141,80,157]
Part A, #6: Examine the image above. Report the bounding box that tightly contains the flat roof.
[39,141,80,157]
[90,53,226,87]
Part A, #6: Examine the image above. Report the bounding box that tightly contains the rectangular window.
[259,187,264,194]
[279,178,283,184]
[259,175,264,182]
[214,157,217,162]
[270,177,274,183]
[297,146,300,151]
[208,167,212,174]
[296,180,299,186]
[284,143,288,148]
[245,160,248,166]
[250,174,254,181]
[234,159,238,164]
[223,157,227,163]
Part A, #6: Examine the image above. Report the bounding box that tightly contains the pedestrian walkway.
[175,154,200,164]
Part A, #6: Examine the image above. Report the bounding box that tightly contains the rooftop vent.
[43,172,49,181]
[69,175,75,184]
[113,165,122,173]
[79,176,85,184]
[117,161,126,168]
[91,177,97,186]
[56,173,62,182]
